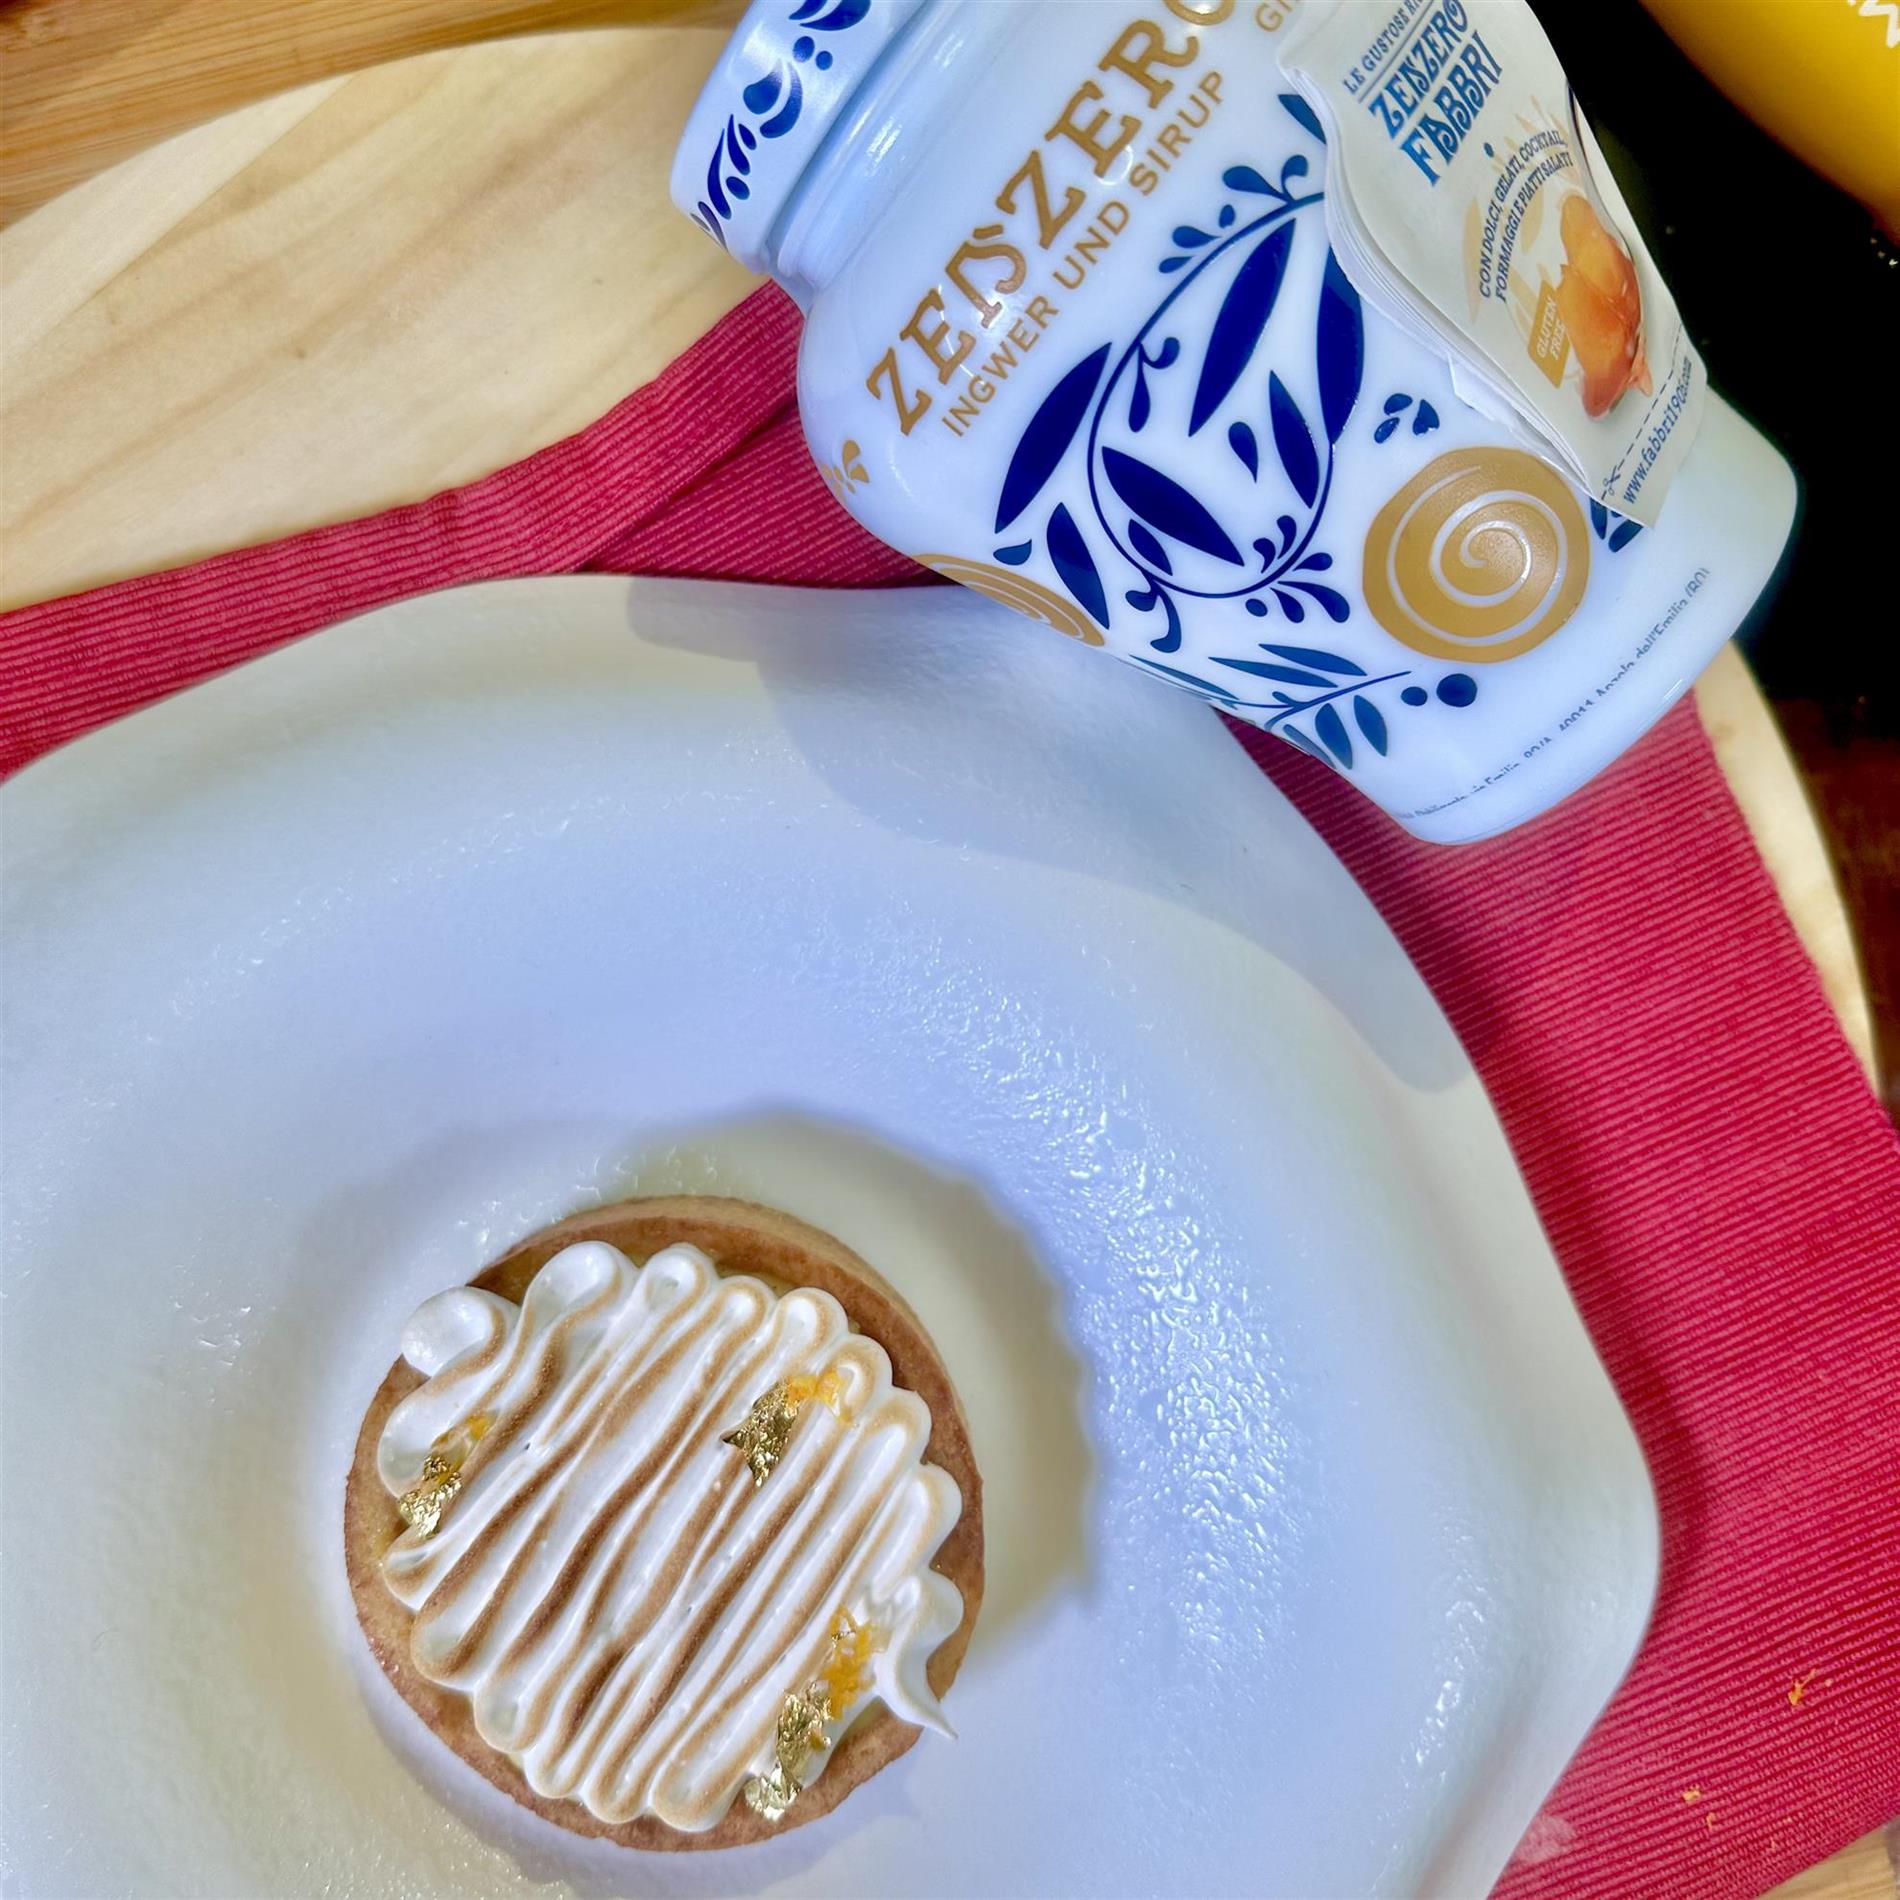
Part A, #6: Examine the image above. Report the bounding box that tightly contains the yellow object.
[782,1369,848,1416]
[1640,0,1900,235]
[815,1609,886,1716]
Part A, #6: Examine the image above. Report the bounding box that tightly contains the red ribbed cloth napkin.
[5,286,1897,1899]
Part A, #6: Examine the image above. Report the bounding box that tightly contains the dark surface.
[1543,0,1900,1114]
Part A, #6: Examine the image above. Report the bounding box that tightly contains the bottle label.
[1276,0,1703,524]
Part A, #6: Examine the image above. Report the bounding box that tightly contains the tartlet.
[344,1196,983,1848]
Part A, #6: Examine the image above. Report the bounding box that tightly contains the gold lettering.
[945,225,1028,328]
[900,289,976,385]
[996,149,1086,251]
[1166,0,1234,20]
[1007,317,1037,351]
[1098,19,1199,106]
[1130,160,1161,194]
[1100,198,1130,232]
[1158,123,1189,157]
[867,346,931,436]
[977,336,1018,379]
[1046,81,1140,177]
[1201,69,1224,101]
[1026,295,1061,327]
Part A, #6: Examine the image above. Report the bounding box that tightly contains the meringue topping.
[375,1240,964,1831]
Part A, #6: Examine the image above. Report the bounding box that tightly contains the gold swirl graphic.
[917,554,1106,646]
[1362,449,1589,663]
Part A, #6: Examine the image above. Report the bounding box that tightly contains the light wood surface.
[1774,1828,1899,1900]
[1697,642,1876,1081]
[1,29,756,604]
[0,32,1888,1895]
[0,0,741,225]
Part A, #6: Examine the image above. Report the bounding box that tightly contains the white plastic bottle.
[672,0,1794,842]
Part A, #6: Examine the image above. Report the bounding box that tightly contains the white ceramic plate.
[0,578,1656,1898]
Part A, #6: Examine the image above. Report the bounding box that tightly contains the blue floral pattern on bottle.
[1589,497,1644,553]
[689,0,871,246]
[1373,392,1441,443]
[978,95,1497,772]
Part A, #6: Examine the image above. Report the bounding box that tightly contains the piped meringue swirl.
[376,1240,964,1831]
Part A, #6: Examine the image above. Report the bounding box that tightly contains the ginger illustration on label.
[1551,192,1648,418]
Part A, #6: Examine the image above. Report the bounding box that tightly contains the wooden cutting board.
[0,0,746,225]
[0,24,1877,1109]
[1,26,754,608]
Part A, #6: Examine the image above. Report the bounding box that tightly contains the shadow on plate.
[629,579,1474,1093]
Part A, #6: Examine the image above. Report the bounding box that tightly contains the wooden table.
[0,24,1888,1898]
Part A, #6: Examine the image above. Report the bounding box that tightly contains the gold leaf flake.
[398,1451,462,1539]
[395,1417,490,1541]
[742,1758,802,1823]
[742,1682,833,1822]
[723,1379,814,1487]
